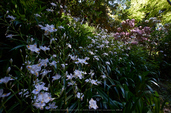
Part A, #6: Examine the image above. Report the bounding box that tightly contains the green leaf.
[68,102,78,113]
[117,84,125,99]
[7,102,19,113]
[9,45,25,52]
[96,87,120,109]
[66,94,73,102]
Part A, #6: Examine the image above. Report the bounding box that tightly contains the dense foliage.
[0,0,170,113]
[123,0,171,24]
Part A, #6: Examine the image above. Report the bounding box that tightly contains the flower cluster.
[38,24,57,35]
[114,19,152,45]
[31,80,57,110]
[2,1,169,112]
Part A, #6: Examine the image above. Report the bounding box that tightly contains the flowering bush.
[0,0,169,113]
[113,19,152,45]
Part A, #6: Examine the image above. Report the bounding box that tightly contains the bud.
[31,38,34,42]
[10,58,13,64]
[20,66,23,71]
[61,64,65,69]
[48,84,50,88]
[20,49,22,53]
[6,67,11,75]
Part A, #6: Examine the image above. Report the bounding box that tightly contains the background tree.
[123,0,171,24]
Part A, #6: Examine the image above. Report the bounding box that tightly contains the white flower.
[36,92,53,103]
[18,89,29,97]
[85,78,101,85]
[46,9,54,12]
[0,89,11,98]
[103,40,109,45]
[75,58,88,65]
[6,15,16,20]
[114,52,117,54]
[38,24,43,28]
[45,102,58,110]
[76,92,84,101]
[32,84,44,94]
[49,61,57,67]
[50,2,57,7]
[160,50,164,53]
[85,78,91,83]
[101,75,107,79]
[66,73,73,80]
[75,85,78,92]
[67,81,76,86]
[61,63,67,69]
[66,43,72,48]
[89,98,98,110]
[26,64,41,76]
[33,102,46,110]
[90,80,98,85]
[74,70,86,79]
[149,17,157,20]
[58,26,65,29]
[94,56,99,61]
[60,5,63,8]
[52,54,57,57]
[50,38,57,44]
[0,77,14,84]
[6,34,14,39]
[106,61,110,65]
[103,53,108,56]
[39,24,57,35]
[85,57,90,60]
[69,54,77,60]
[91,39,95,43]
[35,82,48,91]
[40,69,51,77]
[89,70,95,78]
[99,44,104,49]
[26,44,40,53]
[39,58,49,67]
[52,74,61,81]
[40,46,50,51]
[89,51,94,55]
[34,14,41,17]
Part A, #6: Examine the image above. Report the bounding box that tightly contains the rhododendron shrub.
[114,19,152,45]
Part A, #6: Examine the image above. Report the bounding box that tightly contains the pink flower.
[131,19,135,22]
[121,21,126,25]
[137,29,143,35]
[125,32,130,36]
[126,19,129,23]
[144,27,151,34]
[121,32,126,36]
[143,38,148,41]
[131,41,138,45]
[117,27,121,32]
